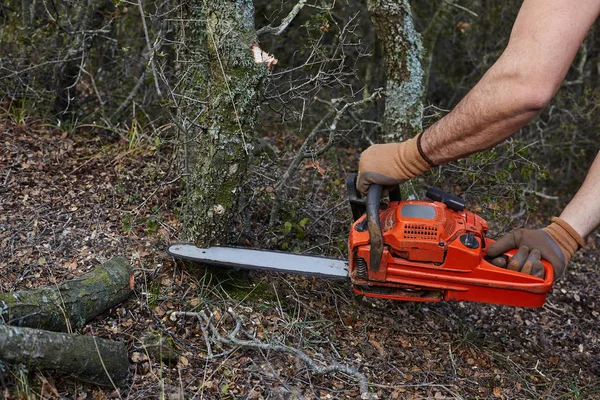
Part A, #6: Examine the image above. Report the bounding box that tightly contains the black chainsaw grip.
[366,184,384,272]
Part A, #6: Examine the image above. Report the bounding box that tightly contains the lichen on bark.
[0,257,132,332]
[177,0,266,246]
[367,0,424,142]
[0,324,129,387]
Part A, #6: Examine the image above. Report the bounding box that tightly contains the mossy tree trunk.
[178,0,266,246]
[367,0,424,142]
[0,257,133,332]
[0,324,129,387]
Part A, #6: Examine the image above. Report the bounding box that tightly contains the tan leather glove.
[487,217,585,281]
[356,133,435,195]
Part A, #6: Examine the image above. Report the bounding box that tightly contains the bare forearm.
[559,151,600,238]
[420,60,545,164]
[421,0,600,165]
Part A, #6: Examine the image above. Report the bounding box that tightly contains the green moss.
[221,277,278,303]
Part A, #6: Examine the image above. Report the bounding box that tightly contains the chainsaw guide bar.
[167,243,349,279]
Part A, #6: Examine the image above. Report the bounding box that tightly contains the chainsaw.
[168,174,554,308]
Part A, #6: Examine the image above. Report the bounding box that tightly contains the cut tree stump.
[0,324,130,387]
[0,257,133,332]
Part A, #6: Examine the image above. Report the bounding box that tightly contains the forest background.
[0,0,599,398]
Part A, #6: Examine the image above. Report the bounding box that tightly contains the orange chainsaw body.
[347,199,554,308]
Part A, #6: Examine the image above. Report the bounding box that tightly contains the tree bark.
[177,0,266,246]
[0,257,133,332]
[367,0,424,142]
[0,324,129,387]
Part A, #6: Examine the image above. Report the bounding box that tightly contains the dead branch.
[443,0,478,17]
[171,308,377,400]
[138,0,162,99]
[523,189,559,200]
[256,0,307,36]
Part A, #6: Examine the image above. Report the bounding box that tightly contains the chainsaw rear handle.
[366,184,384,272]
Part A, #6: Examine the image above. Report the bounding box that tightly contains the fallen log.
[0,257,133,332]
[0,324,130,387]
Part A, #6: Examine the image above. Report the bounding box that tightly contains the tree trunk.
[0,257,133,332]
[0,324,129,387]
[177,0,266,246]
[421,2,452,101]
[367,0,424,142]
[21,0,32,30]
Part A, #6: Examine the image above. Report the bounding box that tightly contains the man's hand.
[487,217,585,281]
[357,134,434,195]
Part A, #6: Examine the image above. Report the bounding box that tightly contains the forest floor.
[1,121,599,400]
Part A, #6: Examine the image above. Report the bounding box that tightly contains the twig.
[443,0,478,17]
[80,66,108,123]
[256,0,307,36]
[90,328,123,400]
[3,168,12,186]
[171,311,235,359]
[369,382,464,399]
[277,89,381,192]
[110,66,148,121]
[523,189,559,200]
[138,0,162,98]
[533,360,548,379]
[171,308,377,399]
[130,175,181,214]
[269,89,382,226]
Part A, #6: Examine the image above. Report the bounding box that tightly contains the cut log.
[0,324,129,387]
[0,257,133,332]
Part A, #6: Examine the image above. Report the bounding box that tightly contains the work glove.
[487,217,585,281]
[357,133,435,195]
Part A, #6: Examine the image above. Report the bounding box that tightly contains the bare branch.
[171,308,377,399]
[268,89,381,226]
[523,189,559,200]
[276,89,382,193]
[443,0,478,17]
[138,0,162,98]
[256,0,307,36]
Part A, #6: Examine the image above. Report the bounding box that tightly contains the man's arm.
[358,0,600,279]
[421,0,600,164]
[357,0,600,194]
[559,152,600,238]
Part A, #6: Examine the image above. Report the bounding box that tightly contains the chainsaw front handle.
[367,184,384,272]
[483,245,555,285]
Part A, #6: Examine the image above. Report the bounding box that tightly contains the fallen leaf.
[493,386,502,399]
[179,355,189,367]
[64,258,78,269]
